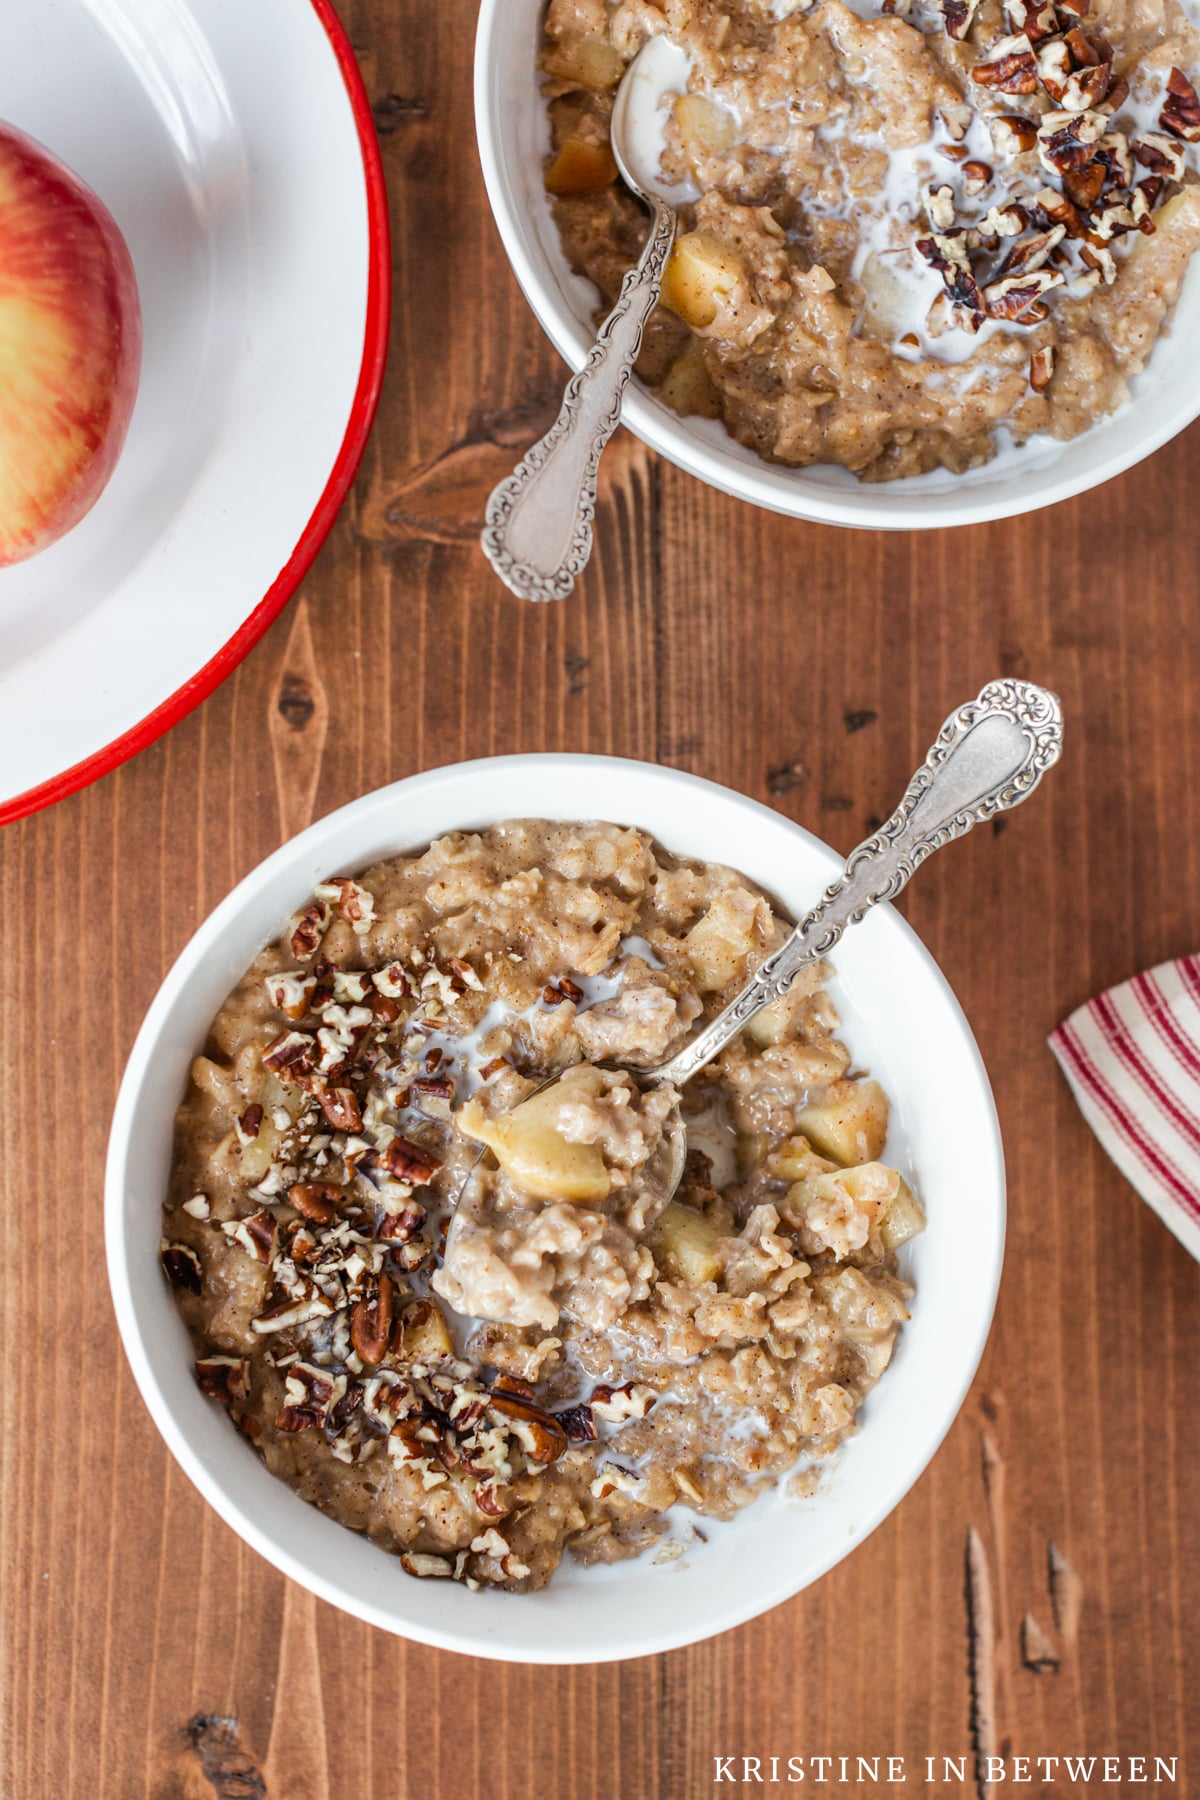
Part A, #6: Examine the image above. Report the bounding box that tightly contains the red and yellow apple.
[0,124,142,566]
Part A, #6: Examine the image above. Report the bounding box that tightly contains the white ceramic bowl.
[474,0,1200,531]
[106,756,1005,1662]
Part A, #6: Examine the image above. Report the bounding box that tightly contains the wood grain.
[2,2,1198,1793]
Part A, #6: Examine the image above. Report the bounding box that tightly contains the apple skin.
[0,124,142,567]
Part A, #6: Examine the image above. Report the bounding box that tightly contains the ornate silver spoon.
[481,37,692,603]
[452,679,1064,1214]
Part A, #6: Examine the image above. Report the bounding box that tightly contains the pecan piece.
[314,877,376,934]
[989,112,1039,156]
[1004,0,1059,40]
[963,160,993,195]
[996,224,1066,275]
[1079,241,1117,283]
[288,1180,342,1225]
[973,35,1040,93]
[1162,65,1200,141]
[195,1355,249,1404]
[1029,345,1056,391]
[1134,131,1188,180]
[351,1272,395,1365]
[276,1361,342,1432]
[400,1553,453,1580]
[478,1056,509,1082]
[915,234,986,329]
[1060,63,1111,111]
[1038,108,1106,174]
[473,1479,513,1518]
[373,963,409,1000]
[1036,38,1072,99]
[262,1030,315,1081]
[591,1382,657,1423]
[487,1393,569,1464]
[410,1074,455,1120]
[1061,159,1106,209]
[984,268,1065,316]
[940,0,980,38]
[160,1241,202,1294]
[1032,185,1087,235]
[556,1402,598,1444]
[290,902,329,960]
[317,1085,362,1132]
[380,1134,440,1184]
[235,1103,263,1145]
[222,1209,277,1263]
[267,972,316,1020]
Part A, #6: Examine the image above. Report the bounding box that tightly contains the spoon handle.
[652,679,1064,1090]
[481,198,677,603]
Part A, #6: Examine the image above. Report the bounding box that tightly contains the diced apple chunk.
[545,135,618,196]
[797,1078,889,1166]
[674,94,737,163]
[456,1068,612,1204]
[397,1298,455,1364]
[655,1201,723,1285]
[657,336,720,419]
[543,33,625,88]
[661,232,745,329]
[879,1175,925,1251]
[683,891,763,993]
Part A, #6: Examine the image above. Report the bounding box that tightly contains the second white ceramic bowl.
[106,755,1004,1662]
[475,0,1200,530]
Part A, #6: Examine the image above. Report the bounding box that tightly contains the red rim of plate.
[0,0,392,830]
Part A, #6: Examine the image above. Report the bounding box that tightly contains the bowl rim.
[105,752,1006,1661]
[473,0,1200,531]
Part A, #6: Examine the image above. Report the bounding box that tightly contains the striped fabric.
[1049,954,1200,1261]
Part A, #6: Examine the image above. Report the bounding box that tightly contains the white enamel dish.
[0,0,389,825]
[106,755,1006,1663]
[475,0,1200,531]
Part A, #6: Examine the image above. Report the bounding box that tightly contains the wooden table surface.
[4,3,1198,1794]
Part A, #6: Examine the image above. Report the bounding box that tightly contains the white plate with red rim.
[0,0,389,827]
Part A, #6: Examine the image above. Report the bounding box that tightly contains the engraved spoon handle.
[651,680,1065,1090]
[481,198,677,603]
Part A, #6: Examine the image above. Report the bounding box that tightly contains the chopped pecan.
[973,34,1040,93]
[1079,241,1117,282]
[262,1030,315,1080]
[236,1103,263,1144]
[378,1201,426,1241]
[251,1285,334,1333]
[924,182,956,230]
[410,1074,455,1119]
[1095,131,1133,188]
[1032,185,1087,235]
[370,990,403,1027]
[1029,344,1057,391]
[379,1135,440,1184]
[1004,0,1059,40]
[473,1479,512,1518]
[989,112,1039,155]
[315,877,376,934]
[1064,25,1111,62]
[267,972,316,1020]
[591,1382,657,1424]
[984,267,1065,316]
[963,160,993,195]
[195,1355,249,1404]
[541,984,568,1007]
[1060,63,1111,110]
[1036,38,1072,99]
[317,1085,362,1132]
[1038,108,1106,174]
[916,234,986,328]
[982,199,1031,236]
[222,1209,277,1263]
[1088,196,1136,240]
[997,224,1066,275]
[492,1373,536,1401]
[288,1180,342,1224]
[160,1241,202,1294]
[182,1193,210,1220]
[290,902,329,960]
[351,1272,395,1365]
[940,0,980,37]
[558,976,584,1002]
[1134,131,1188,180]
[424,1047,444,1074]
[478,1056,509,1082]
[399,1552,453,1580]
[447,956,485,992]
[556,1402,598,1443]
[373,963,409,1001]
[1061,159,1106,209]
[487,1393,568,1464]
[1162,65,1200,141]
[276,1361,342,1432]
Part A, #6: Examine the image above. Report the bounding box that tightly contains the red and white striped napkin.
[1049,954,1200,1261]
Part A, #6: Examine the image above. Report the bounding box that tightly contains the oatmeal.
[163,822,924,1592]
[540,0,1200,479]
